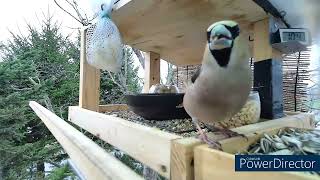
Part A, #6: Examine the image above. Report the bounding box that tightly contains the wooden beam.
[171,137,202,180]
[231,113,315,135]
[79,29,100,112]
[99,104,129,113]
[29,101,142,180]
[68,106,181,178]
[194,145,318,180]
[252,0,290,27]
[112,0,267,65]
[113,0,131,10]
[171,113,313,180]
[203,113,315,162]
[194,113,316,180]
[253,18,281,62]
[143,52,160,93]
[219,127,280,155]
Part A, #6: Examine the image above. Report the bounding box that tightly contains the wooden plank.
[194,145,319,180]
[170,137,202,180]
[112,0,267,65]
[143,52,160,93]
[195,113,317,180]
[68,106,181,178]
[204,113,315,155]
[231,113,315,135]
[219,128,281,155]
[79,29,100,112]
[170,113,314,180]
[253,18,282,62]
[99,104,129,112]
[29,101,142,180]
[253,18,272,61]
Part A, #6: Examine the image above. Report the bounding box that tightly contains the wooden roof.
[112,0,268,65]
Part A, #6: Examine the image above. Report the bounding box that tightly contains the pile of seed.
[104,107,264,137]
[225,99,260,128]
[243,128,320,155]
[241,128,320,176]
[104,110,206,137]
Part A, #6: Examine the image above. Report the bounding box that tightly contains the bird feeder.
[29,1,317,179]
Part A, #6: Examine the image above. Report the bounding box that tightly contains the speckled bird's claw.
[218,128,248,141]
[198,134,222,150]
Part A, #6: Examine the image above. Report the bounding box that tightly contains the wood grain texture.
[29,101,142,180]
[143,52,160,92]
[171,138,202,180]
[79,29,100,111]
[253,18,281,62]
[99,104,129,112]
[231,112,315,135]
[68,106,181,178]
[112,0,267,65]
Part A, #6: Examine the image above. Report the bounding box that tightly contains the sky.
[0,0,91,42]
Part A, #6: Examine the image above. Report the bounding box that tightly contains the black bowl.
[125,93,191,120]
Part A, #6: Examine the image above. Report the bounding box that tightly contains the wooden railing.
[68,106,181,178]
[29,101,142,180]
[30,101,317,180]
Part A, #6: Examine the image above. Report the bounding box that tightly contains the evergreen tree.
[0,16,80,179]
[0,14,142,179]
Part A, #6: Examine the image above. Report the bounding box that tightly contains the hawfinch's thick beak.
[211,34,231,44]
[209,24,233,50]
[209,35,232,50]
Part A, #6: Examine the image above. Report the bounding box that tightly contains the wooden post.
[253,18,284,119]
[253,18,282,62]
[171,138,202,180]
[143,52,160,93]
[79,29,100,112]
